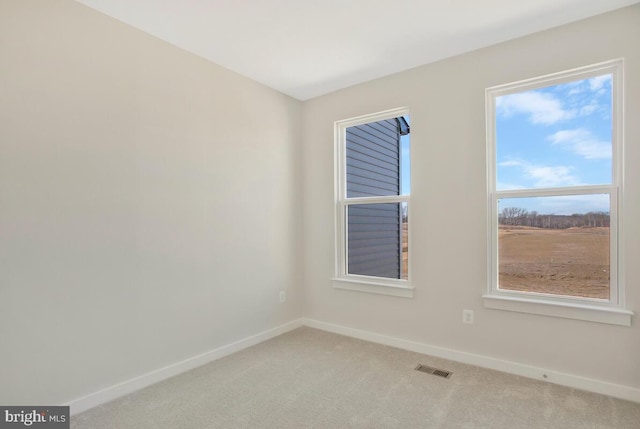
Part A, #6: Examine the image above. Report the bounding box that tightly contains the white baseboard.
[302,318,640,404]
[67,319,304,415]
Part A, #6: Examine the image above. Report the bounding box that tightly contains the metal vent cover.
[415,364,452,379]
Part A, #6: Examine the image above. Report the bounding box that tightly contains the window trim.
[333,107,413,298]
[484,59,632,326]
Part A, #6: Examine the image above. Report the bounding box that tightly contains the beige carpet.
[71,327,640,428]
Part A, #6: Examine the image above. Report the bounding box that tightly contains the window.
[485,59,632,325]
[333,108,412,298]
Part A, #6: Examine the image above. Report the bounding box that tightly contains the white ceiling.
[75,0,639,100]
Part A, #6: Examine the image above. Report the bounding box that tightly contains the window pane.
[347,203,404,279]
[498,195,610,299]
[346,116,410,198]
[496,75,612,190]
[401,202,408,280]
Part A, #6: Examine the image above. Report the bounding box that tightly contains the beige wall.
[302,5,640,389]
[0,0,302,404]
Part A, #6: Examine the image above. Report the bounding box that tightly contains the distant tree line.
[499,207,609,229]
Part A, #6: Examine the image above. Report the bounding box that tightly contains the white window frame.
[332,107,413,298]
[484,59,632,326]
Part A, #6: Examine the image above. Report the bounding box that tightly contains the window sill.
[332,277,414,298]
[483,294,633,326]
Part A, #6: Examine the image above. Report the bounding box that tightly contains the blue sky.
[496,74,612,215]
[400,116,410,195]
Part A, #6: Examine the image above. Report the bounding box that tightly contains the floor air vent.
[415,364,452,379]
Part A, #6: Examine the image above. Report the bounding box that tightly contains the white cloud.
[548,128,611,159]
[499,159,580,188]
[589,75,611,92]
[496,91,575,125]
[555,80,584,96]
[549,129,588,143]
[523,165,580,188]
[579,103,598,116]
[498,160,523,167]
[496,181,525,191]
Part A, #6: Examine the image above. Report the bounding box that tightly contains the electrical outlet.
[462,309,474,324]
[279,291,286,303]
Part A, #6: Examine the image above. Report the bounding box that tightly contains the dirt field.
[499,226,609,299]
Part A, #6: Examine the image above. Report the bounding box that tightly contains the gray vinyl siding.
[347,203,401,278]
[346,119,400,198]
[346,119,402,279]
